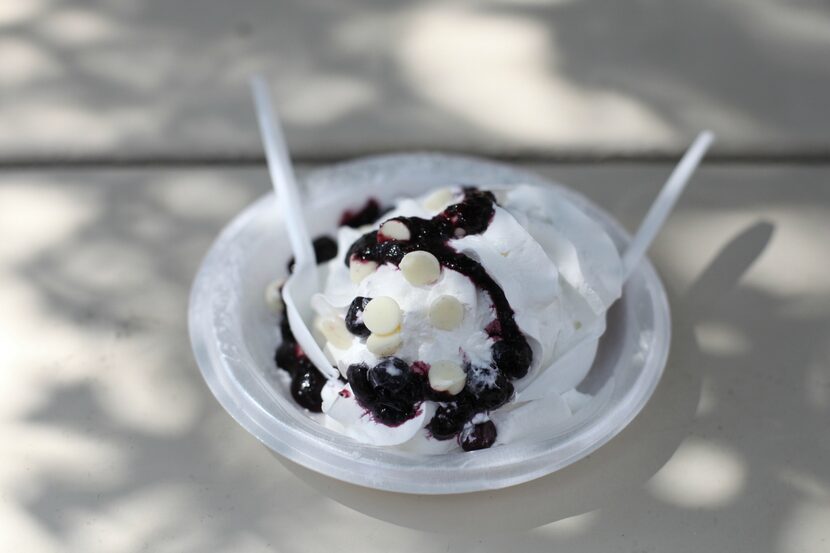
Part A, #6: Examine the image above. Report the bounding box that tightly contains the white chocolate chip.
[378,220,411,241]
[363,296,402,336]
[428,361,467,395]
[400,250,441,286]
[429,295,465,330]
[314,316,353,349]
[423,188,457,212]
[349,258,378,284]
[264,278,285,313]
[367,332,402,356]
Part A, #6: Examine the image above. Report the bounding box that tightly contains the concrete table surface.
[2,163,828,552]
[1,0,830,161]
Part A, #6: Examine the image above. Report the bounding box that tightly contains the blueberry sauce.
[276,189,532,450]
[460,420,498,451]
[342,188,533,448]
[340,198,384,228]
[275,199,392,410]
[344,296,372,338]
[275,233,342,412]
[274,318,327,412]
[347,358,426,426]
[344,189,530,379]
[287,235,338,273]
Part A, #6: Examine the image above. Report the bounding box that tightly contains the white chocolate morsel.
[423,188,457,212]
[363,296,402,336]
[367,332,402,356]
[264,278,285,313]
[350,258,378,284]
[310,183,626,454]
[315,316,353,349]
[428,361,467,395]
[379,220,411,241]
[400,250,441,286]
[429,295,464,330]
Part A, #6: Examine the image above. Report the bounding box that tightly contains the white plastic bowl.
[189,153,670,494]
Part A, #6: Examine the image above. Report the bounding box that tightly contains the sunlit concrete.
[1,163,828,551]
[0,0,828,158]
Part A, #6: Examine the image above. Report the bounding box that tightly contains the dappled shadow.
[1,0,829,157]
[4,167,356,552]
[280,218,771,534]
[4,162,830,552]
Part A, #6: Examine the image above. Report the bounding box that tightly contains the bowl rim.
[189,152,671,494]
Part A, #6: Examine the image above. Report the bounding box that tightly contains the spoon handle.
[251,76,316,269]
[622,131,715,279]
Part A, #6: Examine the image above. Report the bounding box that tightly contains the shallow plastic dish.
[189,153,670,494]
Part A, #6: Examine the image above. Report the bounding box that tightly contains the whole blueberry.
[290,367,325,412]
[347,359,425,426]
[346,363,374,403]
[442,190,495,236]
[427,402,472,440]
[344,231,379,267]
[312,236,338,263]
[460,420,498,451]
[465,364,514,410]
[345,296,372,338]
[492,338,532,379]
[368,357,411,393]
[287,235,338,273]
[274,342,298,374]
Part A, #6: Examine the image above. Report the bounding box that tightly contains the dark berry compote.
[274,190,532,451]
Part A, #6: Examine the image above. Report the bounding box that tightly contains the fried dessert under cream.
[269,185,623,452]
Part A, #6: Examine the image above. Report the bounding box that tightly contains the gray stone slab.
[1,1,829,159]
[1,162,829,551]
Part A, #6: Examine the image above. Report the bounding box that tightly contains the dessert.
[270,184,623,453]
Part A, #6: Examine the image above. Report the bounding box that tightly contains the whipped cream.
[309,184,622,453]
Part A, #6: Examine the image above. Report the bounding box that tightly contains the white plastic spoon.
[517,131,713,403]
[251,76,338,379]
[622,131,715,280]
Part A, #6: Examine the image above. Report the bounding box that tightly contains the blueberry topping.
[312,236,338,263]
[440,189,496,235]
[460,420,497,451]
[427,402,472,440]
[276,231,346,412]
[277,188,534,450]
[340,198,383,228]
[345,296,372,338]
[368,357,412,393]
[275,342,298,374]
[290,365,326,412]
[347,359,426,426]
[288,235,338,273]
[345,231,379,266]
[465,365,514,410]
[492,339,533,379]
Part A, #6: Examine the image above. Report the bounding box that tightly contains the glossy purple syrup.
[344,296,372,338]
[347,358,427,426]
[344,188,531,379]
[339,198,384,228]
[460,420,498,451]
[276,188,532,450]
[342,188,533,449]
[286,235,337,273]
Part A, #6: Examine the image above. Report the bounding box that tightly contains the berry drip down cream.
[272,185,624,453]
